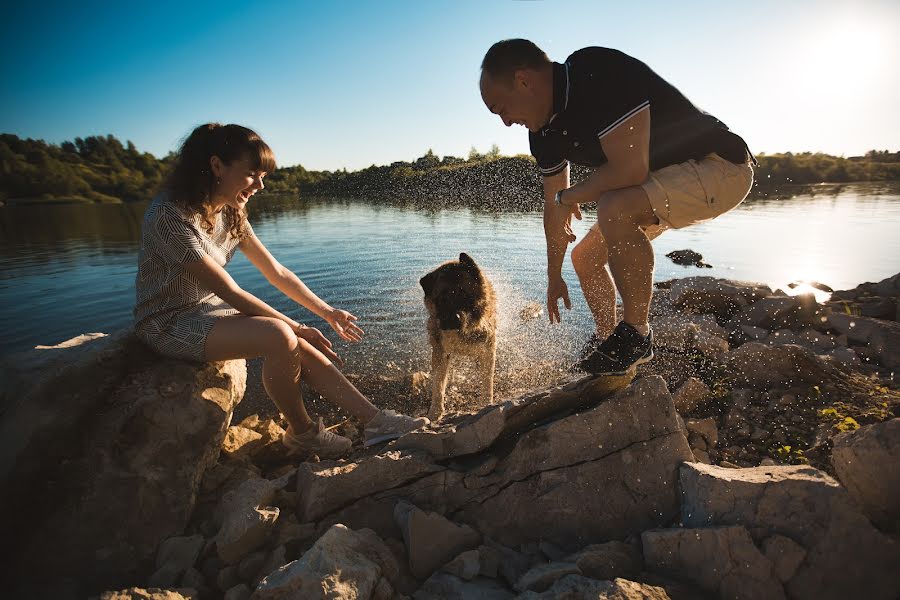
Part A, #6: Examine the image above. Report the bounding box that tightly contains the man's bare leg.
[571,224,616,339]
[595,186,658,336]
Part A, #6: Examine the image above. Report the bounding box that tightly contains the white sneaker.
[282,417,353,459]
[363,410,430,447]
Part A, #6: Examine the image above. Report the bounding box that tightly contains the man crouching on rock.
[479,39,755,375]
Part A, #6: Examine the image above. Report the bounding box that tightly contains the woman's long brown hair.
[163,123,276,239]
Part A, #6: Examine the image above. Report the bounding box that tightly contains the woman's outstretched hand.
[295,325,344,368]
[325,309,365,342]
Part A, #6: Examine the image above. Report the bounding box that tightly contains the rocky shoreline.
[1,272,898,599]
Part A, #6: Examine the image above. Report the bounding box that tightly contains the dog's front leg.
[429,347,451,422]
[480,339,496,405]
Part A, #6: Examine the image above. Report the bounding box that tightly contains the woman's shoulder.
[146,192,197,224]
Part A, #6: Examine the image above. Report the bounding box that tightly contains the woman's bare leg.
[204,315,378,432]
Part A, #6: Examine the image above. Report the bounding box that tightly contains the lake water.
[2,182,899,397]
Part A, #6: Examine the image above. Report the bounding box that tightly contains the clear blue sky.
[2,0,897,171]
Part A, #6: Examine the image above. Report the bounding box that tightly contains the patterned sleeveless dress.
[133,194,253,360]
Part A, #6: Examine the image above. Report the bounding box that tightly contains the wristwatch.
[554,189,566,206]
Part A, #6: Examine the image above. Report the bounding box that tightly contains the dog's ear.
[459,252,478,269]
[420,271,437,295]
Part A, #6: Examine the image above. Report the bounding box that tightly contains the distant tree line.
[1,133,898,206]
[0,134,171,203]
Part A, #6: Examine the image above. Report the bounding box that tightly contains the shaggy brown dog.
[419,253,497,421]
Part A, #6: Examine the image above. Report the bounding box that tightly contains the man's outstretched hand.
[547,275,572,323]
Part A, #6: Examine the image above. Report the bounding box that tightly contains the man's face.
[480,70,547,133]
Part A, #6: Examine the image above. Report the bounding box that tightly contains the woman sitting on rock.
[133,123,428,457]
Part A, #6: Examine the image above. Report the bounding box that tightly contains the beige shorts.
[640,152,754,238]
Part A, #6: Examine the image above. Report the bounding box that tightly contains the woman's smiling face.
[211,155,266,210]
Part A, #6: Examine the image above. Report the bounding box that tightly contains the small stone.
[223,583,251,600]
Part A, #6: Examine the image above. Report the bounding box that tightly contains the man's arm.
[559,106,651,206]
[542,164,583,323]
[543,164,572,279]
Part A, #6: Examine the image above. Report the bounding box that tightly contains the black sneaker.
[576,321,654,375]
[571,332,603,371]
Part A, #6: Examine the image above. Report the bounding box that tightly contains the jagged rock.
[394,501,481,580]
[692,329,729,356]
[391,373,633,459]
[256,546,287,586]
[452,376,693,550]
[237,551,268,583]
[516,576,671,599]
[371,577,395,600]
[725,342,845,388]
[252,524,398,599]
[672,377,711,413]
[1,330,246,591]
[734,293,818,330]
[669,277,771,316]
[179,568,207,595]
[295,451,442,522]
[740,324,769,340]
[148,564,185,589]
[685,418,717,449]
[413,573,513,599]
[441,549,481,580]
[514,562,581,593]
[830,272,900,301]
[217,565,240,592]
[99,589,198,600]
[483,539,532,588]
[831,418,900,532]
[666,249,711,268]
[216,477,285,563]
[651,313,726,351]
[155,535,205,581]
[222,426,264,458]
[564,541,643,580]
[223,583,252,600]
[642,525,785,600]
[826,346,861,366]
[798,328,838,351]
[828,313,900,369]
[680,462,900,600]
[761,535,807,583]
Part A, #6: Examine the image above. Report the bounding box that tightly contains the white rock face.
[832,418,900,532]
[680,462,900,600]
[252,524,398,600]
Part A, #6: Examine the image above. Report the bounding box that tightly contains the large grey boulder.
[725,342,846,388]
[451,376,693,550]
[733,293,818,330]
[669,276,771,316]
[216,477,286,564]
[252,524,398,600]
[5,331,246,592]
[295,450,442,522]
[680,462,900,600]
[828,312,900,369]
[390,372,633,459]
[642,525,785,600]
[394,501,481,580]
[831,418,900,532]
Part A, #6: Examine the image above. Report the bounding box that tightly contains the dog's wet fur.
[420,252,497,421]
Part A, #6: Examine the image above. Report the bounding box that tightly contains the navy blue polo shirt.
[529,47,750,177]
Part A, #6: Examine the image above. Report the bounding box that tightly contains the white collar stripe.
[596,101,650,140]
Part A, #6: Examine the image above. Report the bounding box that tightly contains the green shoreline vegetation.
[1,133,898,207]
